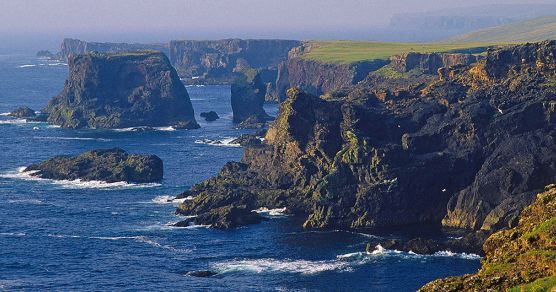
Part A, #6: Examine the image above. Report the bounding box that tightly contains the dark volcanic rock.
[45,51,199,129]
[25,148,163,183]
[231,71,270,126]
[200,111,220,121]
[9,106,36,118]
[177,41,556,242]
[176,205,264,230]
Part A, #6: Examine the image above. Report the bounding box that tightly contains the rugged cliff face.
[45,51,199,129]
[230,71,270,128]
[389,52,481,74]
[421,184,556,292]
[57,39,169,62]
[169,39,300,84]
[176,41,556,237]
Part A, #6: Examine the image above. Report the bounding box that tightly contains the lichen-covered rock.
[231,71,270,126]
[177,41,556,239]
[420,185,556,291]
[45,51,199,129]
[25,148,163,183]
[9,106,36,118]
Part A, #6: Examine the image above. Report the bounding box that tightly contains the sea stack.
[231,70,271,128]
[45,51,199,129]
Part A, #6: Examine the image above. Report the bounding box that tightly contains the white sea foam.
[18,64,36,68]
[35,137,113,142]
[7,198,43,205]
[194,137,241,147]
[253,207,288,217]
[212,258,353,275]
[362,244,481,260]
[151,195,193,204]
[0,112,9,116]
[0,167,161,190]
[46,234,192,253]
[47,62,67,66]
[112,126,176,132]
[0,232,26,237]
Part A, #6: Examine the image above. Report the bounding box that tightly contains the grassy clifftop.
[300,41,499,64]
[451,16,556,43]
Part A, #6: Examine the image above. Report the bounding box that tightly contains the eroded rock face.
[389,52,481,74]
[25,148,163,183]
[177,41,556,235]
[57,38,169,62]
[231,72,270,127]
[420,185,556,291]
[45,51,199,129]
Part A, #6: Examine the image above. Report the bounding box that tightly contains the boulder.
[9,106,36,118]
[230,134,262,147]
[200,111,220,121]
[25,148,163,183]
[44,51,199,129]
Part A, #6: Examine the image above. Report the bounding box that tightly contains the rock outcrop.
[25,148,163,183]
[169,39,300,84]
[56,38,169,62]
[176,41,556,239]
[45,51,199,129]
[421,184,556,291]
[389,52,481,74]
[231,71,270,128]
[36,50,55,59]
[9,106,36,118]
[200,111,219,121]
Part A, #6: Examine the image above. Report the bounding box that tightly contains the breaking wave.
[151,195,193,204]
[212,258,353,275]
[194,137,241,147]
[341,245,481,260]
[0,167,161,190]
[253,207,288,217]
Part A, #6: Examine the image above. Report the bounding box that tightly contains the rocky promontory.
[56,38,169,62]
[421,184,556,291]
[176,41,556,243]
[45,51,199,129]
[25,148,163,183]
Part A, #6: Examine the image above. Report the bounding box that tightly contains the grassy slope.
[301,41,501,64]
[451,16,556,43]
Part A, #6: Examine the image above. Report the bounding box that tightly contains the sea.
[0,54,480,291]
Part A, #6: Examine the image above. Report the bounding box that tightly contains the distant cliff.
[45,51,199,129]
[57,38,169,62]
[169,39,300,84]
[389,52,481,74]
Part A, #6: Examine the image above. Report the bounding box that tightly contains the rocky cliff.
[176,41,556,235]
[231,70,270,128]
[26,148,163,183]
[57,38,169,62]
[421,184,556,291]
[169,39,300,84]
[45,51,199,129]
[389,52,481,74]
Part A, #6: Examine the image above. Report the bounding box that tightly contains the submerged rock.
[200,111,220,121]
[45,51,199,129]
[9,106,36,118]
[421,185,556,291]
[230,134,262,147]
[175,205,264,230]
[187,270,217,278]
[25,148,163,183]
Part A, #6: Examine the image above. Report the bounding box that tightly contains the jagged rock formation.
[25,148,163,183]
[45,51,199,129]
[169,39,300,84]
[9,106,35,118]
[421,185,556,291]
[176,41,556,240]
[200,111,219,122]
[56,38,169,62]
[389,52,481,74]
[231,71,270,128]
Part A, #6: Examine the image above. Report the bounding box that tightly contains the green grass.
[301,41,501,64]
[451,16,556,43]
[509,276,556,292]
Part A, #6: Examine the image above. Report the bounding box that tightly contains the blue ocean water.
[0,54,480,291]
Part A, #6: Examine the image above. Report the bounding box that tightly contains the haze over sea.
[0,53,480,291]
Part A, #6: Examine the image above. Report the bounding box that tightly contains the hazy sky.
[1,0,555,51]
